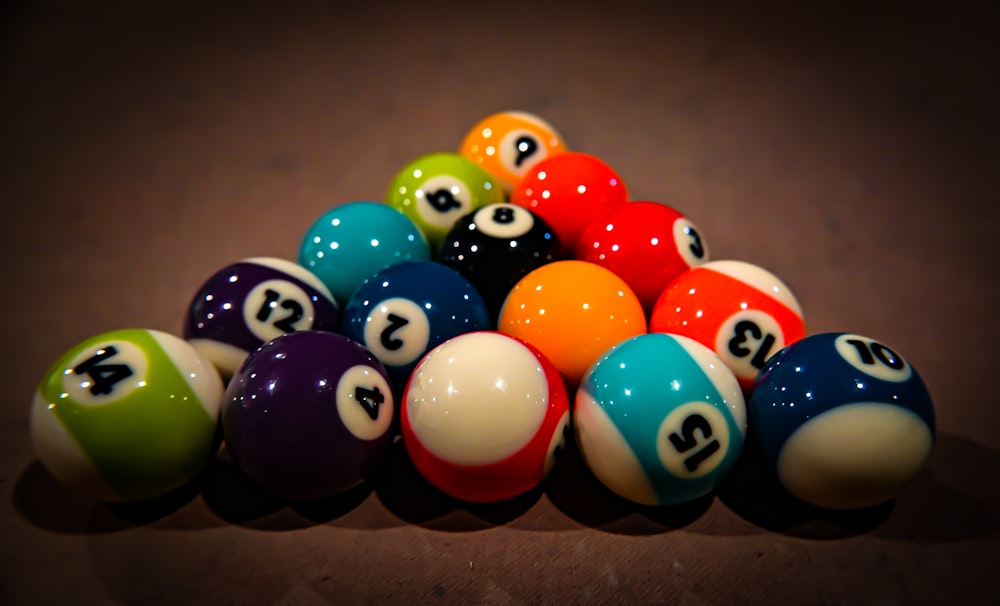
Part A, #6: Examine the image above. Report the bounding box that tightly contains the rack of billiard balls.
[30,111,936,514]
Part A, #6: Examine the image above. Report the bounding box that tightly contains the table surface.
[2,1,998,604]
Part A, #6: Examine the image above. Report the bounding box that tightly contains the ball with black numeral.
[649,260,806,392]
[574,332,747,507]
[184,257,340,379]
[385,152,505,250]
[340,261,492,399]
[221,331,394,500]
[748,332,935,510]
[575,200,710,313]
[30,328,224,502]
[436,202,560,323]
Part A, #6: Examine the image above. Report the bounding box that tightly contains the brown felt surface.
[2,1,998,604]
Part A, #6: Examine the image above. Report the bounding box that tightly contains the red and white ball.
[649,260,806,392]
[400,331,570,503]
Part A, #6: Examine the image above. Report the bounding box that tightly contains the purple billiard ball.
[184,257,340,378]
[221,331,394,500]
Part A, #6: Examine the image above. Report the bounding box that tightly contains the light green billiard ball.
[386,152,505,249]
[30,328,224,503]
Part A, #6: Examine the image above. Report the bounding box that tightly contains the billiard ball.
[510,151,628,254]
[575,332,746,506]
[649,260,806,392]
[575,201,710,313]
[436,202,561,323]
[222,331,394,500]
[498,260,646,390]
[385,152,505,250]
[401,331,570,503]
[748,332,935,510]
[184,256,340,378]
[30,329,224,502]
[340,260,492,398]
[458,110,568,192]
[298,201,431,306]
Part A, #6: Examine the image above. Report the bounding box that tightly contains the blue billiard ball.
[748,332,935,510]
[574,332,747,507]
[298,201,431,307]
[340,261,492,397]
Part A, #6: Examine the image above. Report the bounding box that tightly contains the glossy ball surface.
[575,201,710,312]
[184,257,340,378]
[498,260,646,390]
[401,331,570,503]
[748,332,935,510]
[298,201,431,307]
[510,152,628,254]
[385,152,505,250]
[436,203,560,323]
[458,110,568,192]
[222,331,394,500]
[575,333,746,506]
[340,261,492,397]
[30,329,223,502]
[649,260,806,392]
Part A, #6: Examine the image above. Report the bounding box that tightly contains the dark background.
[2,1,998,604]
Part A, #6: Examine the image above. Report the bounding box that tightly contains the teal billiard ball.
[574,332,747,506]
[748,332,936,510]
[298,201,431,307]
[30,329,224,502]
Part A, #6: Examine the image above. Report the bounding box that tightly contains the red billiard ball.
[510,152,628,254]
[401,331,570,503]
[575,200,710,313]
[649,260,806,392]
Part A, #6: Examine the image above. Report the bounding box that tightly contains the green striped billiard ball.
[30,328,224,502]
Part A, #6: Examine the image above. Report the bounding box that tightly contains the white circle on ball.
[498,128,548,177]
[406,332,548,466]
[656,401,731,479]
[336,365,394,441]
[714,309,786,383]
[672,217,709,268]
[243,279,316,342]
[61,339,149,406]
[834,334,913,383]
[362,297,431,367]
[473,203,535,239]
[415,175,474,228]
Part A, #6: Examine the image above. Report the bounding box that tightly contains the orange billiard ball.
[459,110,568,193]
[498,260,646,391]
[649,260,806,392]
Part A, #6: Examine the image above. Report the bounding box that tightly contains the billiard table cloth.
[2,1,997,604]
